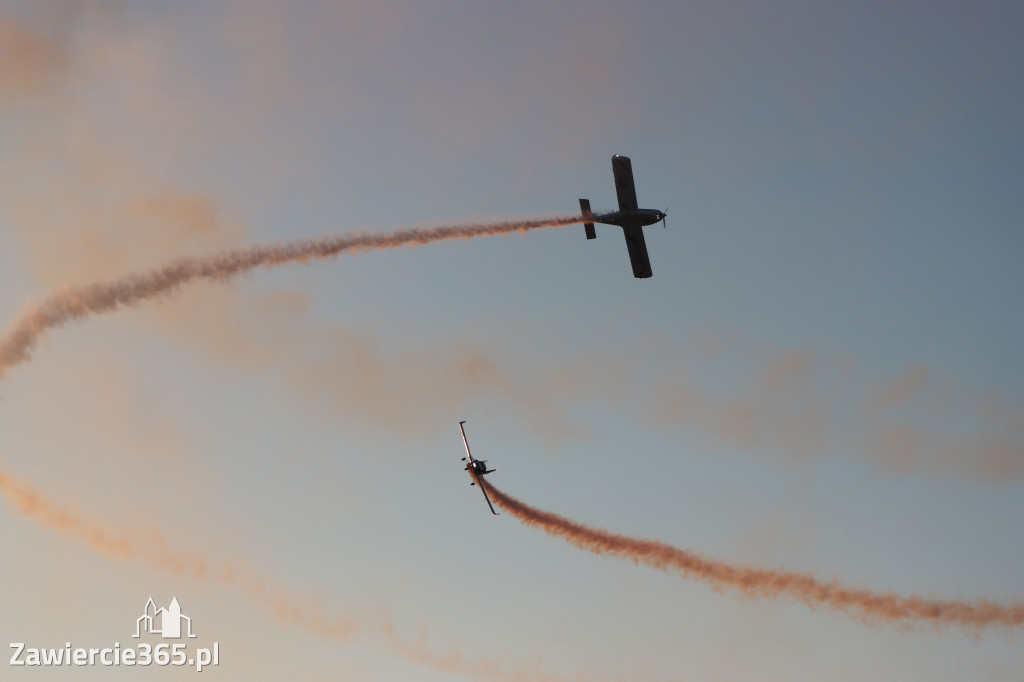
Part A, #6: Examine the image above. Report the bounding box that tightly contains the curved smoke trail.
[0,465,357,639]
[0,464,602,682]
[0,214,586,381]
[485,482,1024,631]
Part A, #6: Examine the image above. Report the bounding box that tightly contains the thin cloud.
[868,363,930,411]
[0,13,68,97]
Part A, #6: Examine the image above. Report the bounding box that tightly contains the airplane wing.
[612,155,639,211]
[459,421,474,464]
[622,226,653,278]
[459,421,498,515]
[476,474,499,515]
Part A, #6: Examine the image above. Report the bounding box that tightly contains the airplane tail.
[579,198,596,240]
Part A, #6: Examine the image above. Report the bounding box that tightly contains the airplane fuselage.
[468,460,493,477]
[591,208,665,229]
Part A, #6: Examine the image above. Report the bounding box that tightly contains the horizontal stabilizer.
[580,198,596,240]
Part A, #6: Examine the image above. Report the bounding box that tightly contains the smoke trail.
[485,481,1024,631]
[0,464,357,638]
[0,464,614,682]
[382,626,583,682]
[0,214,587,381]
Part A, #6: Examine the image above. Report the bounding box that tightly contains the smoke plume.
[0,214,586,381]
[485,481,1024,631]
[0,13,69,97]
[0,464,357,638]
[0,464,604,681]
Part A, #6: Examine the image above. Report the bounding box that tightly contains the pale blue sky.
[1,1,1022,680]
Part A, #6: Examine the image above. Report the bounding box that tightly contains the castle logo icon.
[133,597,196,639]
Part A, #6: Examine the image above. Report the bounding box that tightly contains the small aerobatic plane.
[459,421,498,515]
[580,154,666,279]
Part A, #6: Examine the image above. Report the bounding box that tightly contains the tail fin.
[580,198,596,240]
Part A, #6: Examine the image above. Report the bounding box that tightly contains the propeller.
[662,206,668,229]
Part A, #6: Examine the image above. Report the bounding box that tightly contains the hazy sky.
[1,1,1022,680]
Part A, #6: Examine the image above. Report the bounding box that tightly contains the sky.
[0,0,1022,680]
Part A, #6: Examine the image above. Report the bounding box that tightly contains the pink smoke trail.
[486,481,1024,632]
[0,214,586,380]
[0,463,606,681]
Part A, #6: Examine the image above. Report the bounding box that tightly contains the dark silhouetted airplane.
[580,155,666,278]
[458,421,497,515]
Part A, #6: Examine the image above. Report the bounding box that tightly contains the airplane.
[580,154,666,279]
[458,420,498,515]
